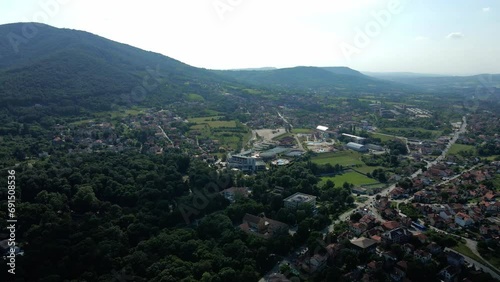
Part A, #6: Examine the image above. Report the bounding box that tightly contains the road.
[277,111,292,129]
[433,115,467,163]
[322,116,470,235]
[294,134,305,151]
[157,125,174,145]
[261,116,473,280]
[444,247,500,280]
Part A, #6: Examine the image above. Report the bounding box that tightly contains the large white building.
[227,153,266,172]
[283,192,317,209]
[346,142,368,152]
[341,133,366,144]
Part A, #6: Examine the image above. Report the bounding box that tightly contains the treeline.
[0,150,358,281]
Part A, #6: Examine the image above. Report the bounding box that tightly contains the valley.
[0,22,499,282]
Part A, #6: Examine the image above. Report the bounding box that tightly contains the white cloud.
[446,32,464,39]
[483,7,490,12]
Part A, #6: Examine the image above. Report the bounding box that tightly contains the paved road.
[157,125,174,145]
[294,134,305,151]
[433,115,467,163]
[445,247,500,280]
[261,116,472,281]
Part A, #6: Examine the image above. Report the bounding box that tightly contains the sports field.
[319,171,379,187]
[311,151,364,166]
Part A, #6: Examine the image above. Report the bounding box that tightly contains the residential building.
[446,251,464,267]
[350,237,378,253]
[381,227,412,245]
[455,212,474,227]
[438,266,460,282]
[414,249,432,263]
[220,187,250,203]
[283,192,316,210]
[239,213,289,239]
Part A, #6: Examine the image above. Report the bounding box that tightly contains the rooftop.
[316,125,329,131]
[350,237,377,249]
[283,192,316,203]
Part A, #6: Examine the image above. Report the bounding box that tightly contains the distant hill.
[216,66,414,93]
[322,66,366,77]
[363,71,500,91]
[0,23,234,117]
[227,67,277,71]
[362,71,446,79]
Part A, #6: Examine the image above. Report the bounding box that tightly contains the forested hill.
[215,66,417,94]
[0,23,235,117]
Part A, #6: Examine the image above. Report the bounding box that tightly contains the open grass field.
[319,171,379,187]
[452,243,485,264]
[370,133,400,142]
[188,116,247,151]
[292,128,313,134]
[381,127,442,139]
[189,116,237,128]
[311,151,364,166]
[482,254,500,272]
[184,93,205,102]
[355,165,383,174]
[451,243,500,275]
[312,151,383,174]
[448,144,476,155]
[485,155,500,161]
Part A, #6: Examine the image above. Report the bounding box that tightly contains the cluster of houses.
[414,165,499,239]
[408,139,448,159]
[459,112,500,146]
[49,110,217,156]
[265,198,485,281]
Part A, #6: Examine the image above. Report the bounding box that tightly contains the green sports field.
[319,171,379,187]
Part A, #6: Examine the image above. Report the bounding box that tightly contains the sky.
[1,0,499,75]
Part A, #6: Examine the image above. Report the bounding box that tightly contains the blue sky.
[1,0,499,75]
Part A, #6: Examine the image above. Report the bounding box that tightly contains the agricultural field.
[188,116,248,151]
[448,144,476,155]
[319,171,379,187]
[189,116,237,128]
[370,132,401,142]
[381,127,442,139]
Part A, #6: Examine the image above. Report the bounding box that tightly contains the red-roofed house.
[455,212,474,227]
[382,221,401,230]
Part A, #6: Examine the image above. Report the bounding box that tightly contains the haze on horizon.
[1,0,499,76]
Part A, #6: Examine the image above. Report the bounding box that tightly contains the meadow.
[319,171,379,187]
[188,115,248,151]
[448,143,476,155]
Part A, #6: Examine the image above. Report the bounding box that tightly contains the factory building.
[346,142,368,152]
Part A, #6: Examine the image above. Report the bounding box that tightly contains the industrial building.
[341,133,366,144]
[366,143,384,151]
[346,142,368,152]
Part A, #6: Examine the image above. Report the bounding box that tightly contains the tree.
[72,185,98,213]
[346,196,355,205]
[350,212,362,222]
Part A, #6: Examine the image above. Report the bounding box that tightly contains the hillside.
[216,66,416,94]
[0,23,235,119]
[364,71,500,92]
